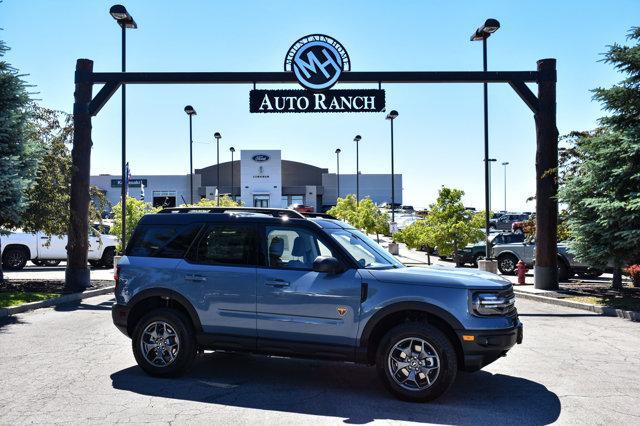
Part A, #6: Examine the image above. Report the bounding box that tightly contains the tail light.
[114,265,120,290]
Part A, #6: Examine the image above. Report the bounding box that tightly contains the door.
[88,228,102,260]
[256,225,361,356]
[175,223,258,348]
[36,232,67,259]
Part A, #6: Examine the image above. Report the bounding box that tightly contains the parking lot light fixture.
[110,4,137,253]
[354,135,362,204]
[502,161,509,212]
[471,18,500,261]
[214,132,222,206]
[230,147,236,201]
[386,110,399,224]
[184,105,197,204]
[335,148,341,200]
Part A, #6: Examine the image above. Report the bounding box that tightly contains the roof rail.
[300,212,337,219]
[157,206,305,219]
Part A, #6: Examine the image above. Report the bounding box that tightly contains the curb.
[0,286,115,318]
[514,289,640,322]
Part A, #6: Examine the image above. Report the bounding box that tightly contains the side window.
[266,227,336,270]
[127,224,201,258]
[191,225,256,266]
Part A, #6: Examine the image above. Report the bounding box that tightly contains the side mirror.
[312,256,342,274]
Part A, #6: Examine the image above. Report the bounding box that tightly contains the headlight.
[472,292,516,316]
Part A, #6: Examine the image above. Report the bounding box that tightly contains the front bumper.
[457,321,523,372]
[111,303,130,336]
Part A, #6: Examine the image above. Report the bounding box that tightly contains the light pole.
[354,135,362,204]
[335,148,341,201]
[230,147,235,201]
[214,132,221,206]
[488,158,497,213]
[184,105,196,204]
[471,18,500,260]
[502,161,509,212]
[110,4,137,252]
[386,110,399,224]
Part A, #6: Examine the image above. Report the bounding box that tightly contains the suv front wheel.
[376,322,457,402]
[132,308,196,377]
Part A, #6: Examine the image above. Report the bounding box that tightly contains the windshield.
[327,229,404,269]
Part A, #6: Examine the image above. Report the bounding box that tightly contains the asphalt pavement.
[0,294,638,425]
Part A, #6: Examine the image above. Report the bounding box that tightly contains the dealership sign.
[111,178,147,188]
[252,154,270,162]
[250,34,385,113]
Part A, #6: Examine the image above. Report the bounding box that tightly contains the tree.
[111,197,160,252]
[21,106,105,235]
[353,198,389,242]
[558,27,640,290]
[180,196,242,208]
[0,40,39,282]
[327,194,358,224]
[423,187,484,257]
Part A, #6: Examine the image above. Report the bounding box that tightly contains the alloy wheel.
[387,337,440,391]
[140,321,180,367]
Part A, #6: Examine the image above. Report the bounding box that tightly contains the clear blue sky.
[2,0,638,210]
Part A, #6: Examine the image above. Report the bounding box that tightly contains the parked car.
[1,228,117,270]
[454,232,526,267]
[289,203,314,213]
[492,239,602,281]
[489,213,530,232]
[112,207,522,402]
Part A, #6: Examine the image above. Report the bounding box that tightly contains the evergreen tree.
[0,40,38,282]
[559,28,640,289]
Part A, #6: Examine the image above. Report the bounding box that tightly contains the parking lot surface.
[0,294,638,425]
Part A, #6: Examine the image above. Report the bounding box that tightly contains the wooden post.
[65,59,94,291]
[534,59,559,290]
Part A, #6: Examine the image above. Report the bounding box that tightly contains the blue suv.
[112,207,522,402]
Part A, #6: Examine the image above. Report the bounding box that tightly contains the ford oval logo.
[252,154,270,162]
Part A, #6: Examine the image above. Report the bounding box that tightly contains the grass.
[564,294,640,312]
[0,292,62,308]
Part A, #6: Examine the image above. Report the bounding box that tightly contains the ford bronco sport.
[112,207,522,402]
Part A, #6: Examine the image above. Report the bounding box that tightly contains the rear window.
[126,224,202,258]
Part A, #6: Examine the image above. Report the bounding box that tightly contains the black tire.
[473,253,485,268]
[99,247,115,269]
[558,260,573,282]
[88,260,101,268]
[132,308,196,378]
[2,247,28,270]
[42,260,61,267]
[497,254,518,275]
[439,256,447,260]
[578,268,603,279]
[376,322,457,402]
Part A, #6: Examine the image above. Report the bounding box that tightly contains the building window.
[253,194,269,208]
[290,195,304,206]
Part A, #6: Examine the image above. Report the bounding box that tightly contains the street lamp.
[110,4,137,253]
[214,132,222,206]
[386,110,399,224]
[335,148,341,201]
[354,135,362,204]
[471,18,500,260]
[230,147,236,201]
[488,158,497,213]
[184,105,196,204]
[502,161,509,212]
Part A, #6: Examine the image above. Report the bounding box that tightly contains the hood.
[101,234,118,245]
[367,266,511,290]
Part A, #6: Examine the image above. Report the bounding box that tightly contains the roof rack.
[157,206,305,219]
[300,212,337,219]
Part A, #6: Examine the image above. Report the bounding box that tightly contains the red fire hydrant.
[516,260,527,285]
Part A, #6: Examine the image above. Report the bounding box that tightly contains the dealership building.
[91,150,402,212]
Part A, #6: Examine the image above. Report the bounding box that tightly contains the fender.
[359,301,465,348]
[128,287,203,332]
[2,243,32,259]
[495,249,521,260]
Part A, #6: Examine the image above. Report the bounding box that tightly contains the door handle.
[184,274,207,282]
[265,279,290,287]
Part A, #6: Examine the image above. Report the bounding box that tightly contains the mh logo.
[285,35,351,91]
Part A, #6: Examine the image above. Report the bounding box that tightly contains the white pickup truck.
[0,229,117,270]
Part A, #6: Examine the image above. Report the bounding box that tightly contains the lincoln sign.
[249,34,386,113]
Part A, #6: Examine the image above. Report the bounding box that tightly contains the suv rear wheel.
[132,308,196,377]
[376,322,457,402]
